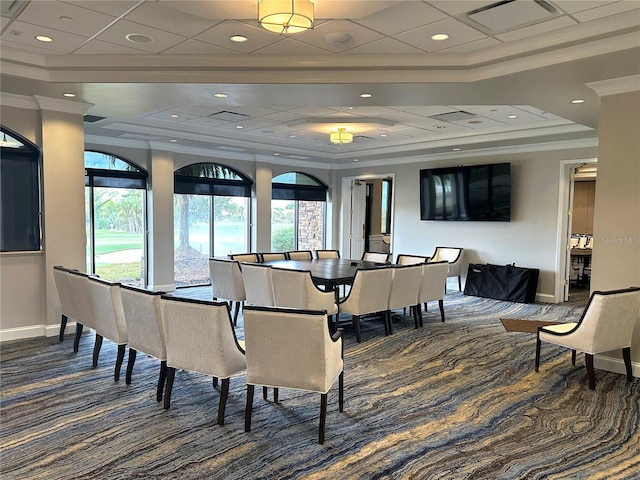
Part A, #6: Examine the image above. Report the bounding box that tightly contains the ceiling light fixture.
[63,93,76,98]
[360,93,372,98]
[330,128,353,145]
[571,99,585,104]
[508,115,518,119]
[35,35,53,42]
[431,33,449,41]
[213,93,228,98]
[258,0,314,35]
[229,35,248,43]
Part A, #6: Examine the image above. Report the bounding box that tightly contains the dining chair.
[241,263,275,307]
[160,296,246,425]
[209,257,246,325]
[259,252,287,262]
[535,287,640,390]
[418,261,449,326]
[53,265,77,342]
[339,267,393,342]
[286,250,313,260]
[428,246,464,291]
[86,276,128,381]
[229,252,260,263]
[271,268,338,318]
[388,264,423,330]
[315,249,340,259]
[120,284,168,401]
[361,252,391,263]
[395,254,428,265]
[65,269,96,353]
[243,306,344,444]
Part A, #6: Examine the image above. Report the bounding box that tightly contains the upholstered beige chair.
[160,296,246,425]
[209,257,246,325]
[229,252,260,263]
[241,263,275,307]
[243,306,344,444]
[428,246,464,291]
[259,252,287,262]
[535,287,640,390]
[418,261,449,326]
[271,268,338,317]
[87,276,128,381]
[362,252,391,263]
[339,267,393,342]
[286,250,313,260]
[120,285,167,401]
[315,249,340,259]
[388,264,423,330]
[65,269,96,353]
[395,254,428,265]
[53,265,77,342]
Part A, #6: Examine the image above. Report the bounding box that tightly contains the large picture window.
[85,151,147,286]
[0,127,41,252]
[174,162,252,286]
[271,172,327,252]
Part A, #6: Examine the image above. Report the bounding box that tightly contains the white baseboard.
[536,293,556,303]
[1,322,78,342]
[595,354,639,379]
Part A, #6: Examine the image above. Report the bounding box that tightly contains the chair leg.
[114,344,126,381]
[417,305,424,328]
[353,315,361,343]
[263,386,268,400]
[438,299,445,322]
[59,314,67,342]
[585,353,596,390]
[126,348,137,385]
[233,301,240,326]
[274,388,279,404]
[218,378,230,425]
[319,393,328,445]
[212,377,218,388]
[623,347,633,382]
[571,350,577,366]
[164,366,176,409]
[245,384,255,432]
[458,276,462,291]
[386,310,393,335]
[157,361,167,402]
[411,305,419,329]
[338,371,344,413]
[535,330,542,372]
[73,323,83,353]
[92,334,103,368]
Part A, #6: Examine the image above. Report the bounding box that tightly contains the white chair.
[286,250,313,260]
[418,261,449,326]
[339,267,393,342]
[160,296,246,425]
[259,252,287,262]
[362,252,391,263]
[315,249,340,259]
[395,254,428,265]
[65,269,96,353]
[87,276,128,381]
[209,257,246,325]
[271,268,338,317]
[229,252,260,263]
[243,306,344,444]
[428,246,464,291]
[120,285,167,401]
[535,287,640,390]
[388,264,423,330]
[53,265,77,342]
[240,263,275,307]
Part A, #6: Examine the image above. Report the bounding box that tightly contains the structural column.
[253,161,273,252]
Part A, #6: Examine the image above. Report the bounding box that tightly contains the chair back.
[341,267,393,315]
[229,252,259,263]
[388,264,423,310]
[286,250,313,260]
[395,254,428,265]
[419,261,449,303]
[271,268,337,314]
[87,276,128,344]
[121,285,166,360]
[241,263,275,306]
[362,252,391,263]
[573,287,640,353]
[53,266,77,321]
[243,306,342,393]
[160,296,246,378]
[429,247,463,276]
[259,252,287,262]
[315,249,340,259]
[65,269,95,329]
[209,258,246,302]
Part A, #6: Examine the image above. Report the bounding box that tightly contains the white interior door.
[563,169,577,302]
[349,180,366,259]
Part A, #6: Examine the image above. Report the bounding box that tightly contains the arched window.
[85,151,147,286]
[0,127,41,252]
[271,172,327,252]
[174,162,253,286]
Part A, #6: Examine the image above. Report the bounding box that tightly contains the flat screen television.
[420,162,511,221]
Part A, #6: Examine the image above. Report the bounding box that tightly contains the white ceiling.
[1,0,639,166]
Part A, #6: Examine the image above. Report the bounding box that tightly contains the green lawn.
[93,230,143,255]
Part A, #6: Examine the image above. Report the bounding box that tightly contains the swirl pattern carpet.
[1,292,638,479]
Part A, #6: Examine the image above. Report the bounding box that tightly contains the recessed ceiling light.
[35,35,53,42]
[360,93,372,98]
[213,93,228,98]
[59,16,73,22]
[236,125,244,129]
[431,33,449,41]
[126,33,153,43]
[507,115,518,119]
[63,93,76,98]
[289,134,297,138]
[452,148,461,151]
[571,99,585,104]
[170,139,178,143]
[170,114,179,118]
[230,35,248,43]
[273,153,280,156]
[380,134,387,137]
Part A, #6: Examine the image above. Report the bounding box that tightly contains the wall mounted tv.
[419,162,511,221]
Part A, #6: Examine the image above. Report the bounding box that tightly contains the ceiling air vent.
[1,0,29,18]
[208,111,250,122]
[428,111,477,123]
[459,0,560,35]
[84,114,107,123]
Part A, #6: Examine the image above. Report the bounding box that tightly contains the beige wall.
[572,181,596,235]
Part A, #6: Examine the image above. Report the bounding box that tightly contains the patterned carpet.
[2,292,639,480]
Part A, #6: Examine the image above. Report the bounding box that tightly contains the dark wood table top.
[263,258,388,287]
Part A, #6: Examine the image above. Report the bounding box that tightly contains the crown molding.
[0,92,39,109]
[33,95,93,115]
[587,74,640,97]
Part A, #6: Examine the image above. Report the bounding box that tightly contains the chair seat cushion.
[540,322,577,335]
